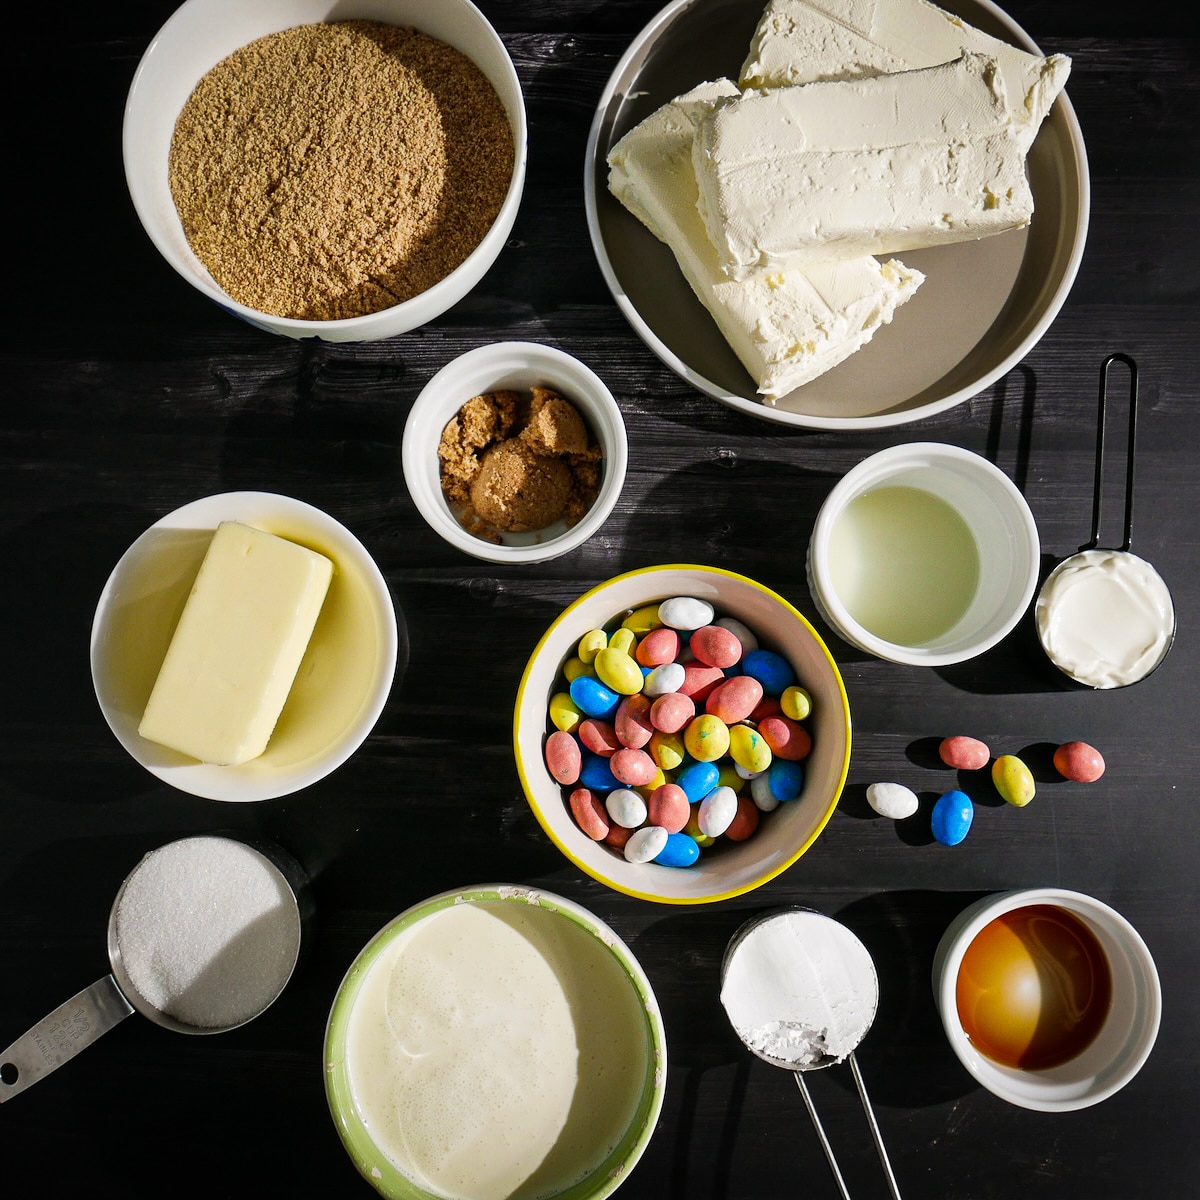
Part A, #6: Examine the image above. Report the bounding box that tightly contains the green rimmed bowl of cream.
[324,885,667,1200]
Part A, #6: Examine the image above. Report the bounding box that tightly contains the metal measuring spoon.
[721,908,901,1200]
[0,835,306,1103]
[1036,354,1176,689]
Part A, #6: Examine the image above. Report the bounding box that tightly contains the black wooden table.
[3,2,1197,1196]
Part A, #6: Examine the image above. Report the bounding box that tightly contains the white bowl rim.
[401,340,629,564]
[89,490,398,802]
[808,441,1041,666]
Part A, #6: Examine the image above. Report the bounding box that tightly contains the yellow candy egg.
[649,731,685,772]
[992,754,1036,807]
[717,762,746,792]
[781,686,812,721]
[621,604,663,636]
[562,657,591,683]
[577,628,607,665]
[608,627,636,656]
[684,714,730,762]
[594,647,645,696]
[549,692,583,733]
[684,808,715,848]
[729,724,772,774]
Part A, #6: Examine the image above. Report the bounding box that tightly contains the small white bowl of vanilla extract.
[932,887,1161,1112]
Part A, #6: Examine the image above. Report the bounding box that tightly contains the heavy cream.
[739,0,1071,154]
[343,900,652,1200]
[608,81,923,401]
[721,910,877,1068]
[1036,549,1175,688]
[691,53,1033,279]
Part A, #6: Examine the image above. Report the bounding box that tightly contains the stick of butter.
[739,0,1071,155]
[138,521,334,766]
[608,81,923,402]
[691,53,1034,280]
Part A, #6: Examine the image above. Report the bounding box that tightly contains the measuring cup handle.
[0,975,134,1103]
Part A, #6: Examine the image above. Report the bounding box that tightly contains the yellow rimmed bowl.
[514,565,851,904]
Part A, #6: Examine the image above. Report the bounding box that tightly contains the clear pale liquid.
[828,485,981,646]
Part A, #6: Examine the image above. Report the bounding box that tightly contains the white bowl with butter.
[324,885,667,1200]
[90,492,398,802]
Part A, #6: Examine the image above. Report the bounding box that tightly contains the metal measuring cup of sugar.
[721,908,902,1200]
[0,834,307,1104]
[1036,354,1176,689]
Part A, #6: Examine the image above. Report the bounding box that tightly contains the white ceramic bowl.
[402,341,628,564]
[933,887,1162,1112]
[123,0,526,341]
[324,884,667,1200]
[514,565,851,904]
[90,491,398,801]
[806,442,1040,666]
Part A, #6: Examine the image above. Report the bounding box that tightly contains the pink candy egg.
[650,692,694,734]
[647,783,690,833]
[939,735,991,771]
[689,625,743,669]
[678,661,725,700]
[636,626,681,667]
[610,747,657,787]
[578,719,620,757]
[705,675,763,724]
[569,787,609,840]
[759,715,812,761]
[545,731,581,784]
[614,694,654,749]
[1054,740,1105,783]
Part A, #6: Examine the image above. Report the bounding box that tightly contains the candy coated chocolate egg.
[699,786,738,837]
[781,686,812,721]
[594,646,645,696]
[569,788,609,840]
[649,691,694,733]
[614,694,654,749]
[676,760,720,802]
[866,781,918,820]
[932,790,973,845]
[610,746,657,787]
[579,752,619,792]
[577,628,606,664]
[624,825,668,863]
[608,627,636,656]
[606,787,648,829]
[678,661,725,700]
[659,596,715,631]
[544,730,581,785]
[750,773,781,812]
[647,783,690,833]
[767,759,805,803]
[648,731,685,772]
[549,691,583,733]
[636,626,681,667]
[690,625,743,669]
[684,714,730,762]
[724,794,760,841]
[1054,741,1105,783]
[742,648,797,695]
[706,675,763,724]
[621,604,663,635]
[578,718,619,757]
[939,735,990,771]
[992,755,1035,807]
[654,831,700,868]
[715,616,758,654]
[643,662,685,697]
[569,674,620,719]
[758,715,812,761]
[728,724,772,774]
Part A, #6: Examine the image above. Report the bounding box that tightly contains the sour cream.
[1036,549,1175,689]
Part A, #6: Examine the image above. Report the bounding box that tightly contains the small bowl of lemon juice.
[806,443,1040,666]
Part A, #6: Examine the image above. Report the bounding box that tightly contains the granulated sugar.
[113,837,300,1030]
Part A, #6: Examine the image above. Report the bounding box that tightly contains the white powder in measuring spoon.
[721,910,878,1069]
[113,837,300,1030]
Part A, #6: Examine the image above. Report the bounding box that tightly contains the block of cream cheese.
[691,53,1034,279]
[608,81,923,402]
[138,521,333,765]
[739,0,1070,154]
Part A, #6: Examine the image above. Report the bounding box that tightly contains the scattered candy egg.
[1054,741,1105,783]
[866,781,918,820]
[659,596,715,631]
[992,754,1036,807]
[624,825,669,863]
[698,786,739,837]
[654,831,700,868]
[932,790,974,845]
[606,788,647,830]
[544,730,581,785]
[569,788,609,840]
[939,735,990,771]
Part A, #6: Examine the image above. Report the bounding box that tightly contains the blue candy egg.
[579,752,620,792]
[569,674,621,719]
[654,832,701,868]
[768,759,805,802]
[932,790,974,846]
[742,649,797,695]
[676,759,721,802]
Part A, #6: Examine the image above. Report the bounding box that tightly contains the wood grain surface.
[2,1,1197,1196]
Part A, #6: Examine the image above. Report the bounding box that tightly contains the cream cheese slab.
[691,53,1034,280]
[739,0,1070,154]
[608,81,923,402]
[138,521,333,765]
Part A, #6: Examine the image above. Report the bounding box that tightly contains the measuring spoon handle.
[0,975,134,1103]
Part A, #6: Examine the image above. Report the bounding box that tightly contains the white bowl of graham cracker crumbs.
[123,0,526,341]
[402,342,629,564]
